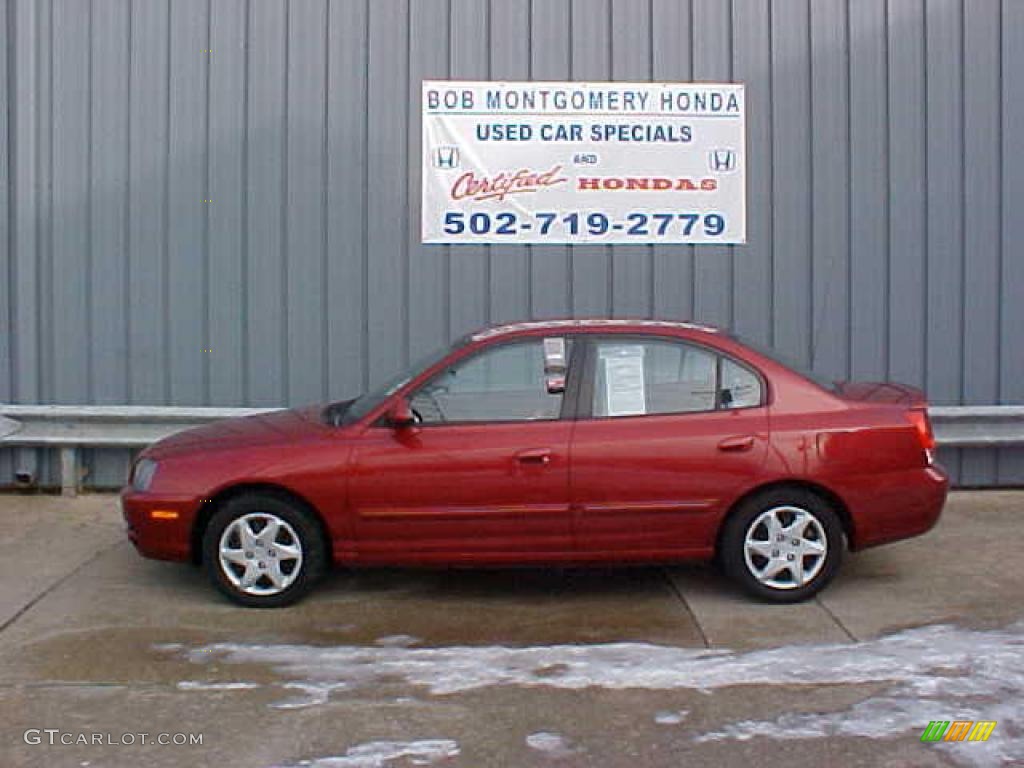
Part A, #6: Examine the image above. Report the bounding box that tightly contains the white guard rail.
[928,406,1024,449]
[0,404,1022,497]
[0,405,276,496]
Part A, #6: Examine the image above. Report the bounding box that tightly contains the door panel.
[570,409,768,554]
[570,336,769,555]
[348,421,572,560]
[347,335,577,562]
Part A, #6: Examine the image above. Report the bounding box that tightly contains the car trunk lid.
[833,380,927,407]
[833,380,936,454]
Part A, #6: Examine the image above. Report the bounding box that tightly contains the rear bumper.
[120,488,198,562]
[841,464,949,550]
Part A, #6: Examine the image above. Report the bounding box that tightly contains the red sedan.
[121,319,947,607]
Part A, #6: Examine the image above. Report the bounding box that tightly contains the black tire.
[720,488,844,603]
[202,492,327,607]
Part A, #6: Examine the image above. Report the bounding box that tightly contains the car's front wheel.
[721,488,843,603]
[202,493,327,607]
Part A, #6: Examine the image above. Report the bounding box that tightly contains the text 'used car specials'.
[422,81,746,245]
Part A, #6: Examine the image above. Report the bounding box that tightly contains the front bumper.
[120,489,200,562]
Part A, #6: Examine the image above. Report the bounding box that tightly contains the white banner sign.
[422,81,745,245]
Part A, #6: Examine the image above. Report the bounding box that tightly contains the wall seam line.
[85,0,95,405]
[321,0,330,401]
[280,1,290,405]
[202,0,212,405]
[161,0,171,404]
[123,0,133,404]
[241,0,251,405]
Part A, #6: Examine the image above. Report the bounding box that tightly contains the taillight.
[906,408,936,451]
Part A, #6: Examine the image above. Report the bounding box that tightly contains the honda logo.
[708,149,737,172]
[433,146,460,169]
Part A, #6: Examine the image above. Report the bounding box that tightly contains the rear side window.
[590,338,762,417]
[721,358,762,409]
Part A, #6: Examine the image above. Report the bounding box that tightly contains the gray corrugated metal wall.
[2,0,1022,488]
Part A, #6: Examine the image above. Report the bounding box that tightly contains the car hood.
[145,405,329,459]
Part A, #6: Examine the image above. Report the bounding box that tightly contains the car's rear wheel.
[202,493,327,607]
[721,488,843,603]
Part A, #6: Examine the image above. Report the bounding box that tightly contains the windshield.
[733,334,839,393]
[337,337,469,426]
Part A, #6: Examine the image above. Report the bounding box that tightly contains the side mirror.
[387,398,417,428]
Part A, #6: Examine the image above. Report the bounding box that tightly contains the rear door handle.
[718,435,755,452]
[516,448,553,465]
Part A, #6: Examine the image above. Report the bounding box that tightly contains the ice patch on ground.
[176,680,260,692]
[654,709,689,725]
[175,622,1024,766]
[695,679,1022,767]
[270,681,348,710]
[272,739,458,767]
[178,622,1024,695]
[374,635,419,648]
[525,731,578,757]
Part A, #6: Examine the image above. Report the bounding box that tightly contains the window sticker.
[543,337,568,394]
[600,345,647,416]
[542,337,567,371]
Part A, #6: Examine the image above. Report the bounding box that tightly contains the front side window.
[591,338,762,417]
[339,339,468,425]
[409,338,569,424]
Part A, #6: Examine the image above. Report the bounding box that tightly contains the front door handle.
[516,448,552,465]
[718,435,755,452]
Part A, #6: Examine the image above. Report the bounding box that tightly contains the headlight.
[132,458,159,492]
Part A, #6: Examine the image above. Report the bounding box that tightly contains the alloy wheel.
[218,512,304,596]
[742,505,828,590]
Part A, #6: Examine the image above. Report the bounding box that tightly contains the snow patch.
[152,643,183,653]
[695,680,1022,767]
[270,681,347,710]
[654,709,689,725]
[374,635,419,648]
[272,739,459,768]
[525,731,578,757]
[176,680,260,691]
[173,622,1023,766]
[180,622,1024,696]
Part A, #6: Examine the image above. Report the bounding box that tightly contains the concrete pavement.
[0,491,1021,767]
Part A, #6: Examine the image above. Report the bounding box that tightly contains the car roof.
[469,318,722,342]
